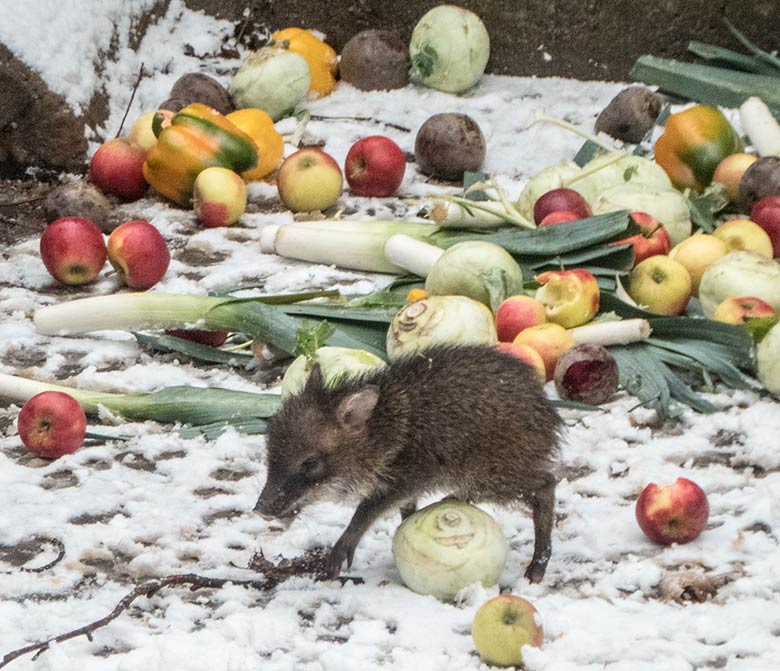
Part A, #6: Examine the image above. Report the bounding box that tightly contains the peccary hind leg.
[524,475,556,583]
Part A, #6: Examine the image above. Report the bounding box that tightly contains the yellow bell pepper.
[654,105,742,193]
[225,108,284,180]
[143,103,258,206]
[271,28,338,98]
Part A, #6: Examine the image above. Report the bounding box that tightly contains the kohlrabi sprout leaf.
[687,41,779,76]
[687,184,730,233]
[295,320,337,360]
[610,345,672,414]
[480,267,517,313]
[134,333,253,366]
[742,315,780,344]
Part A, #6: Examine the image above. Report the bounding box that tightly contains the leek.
[0,373,281,425]
[260,220,439,274]
[34,293,387,360]
[426,196,534,229]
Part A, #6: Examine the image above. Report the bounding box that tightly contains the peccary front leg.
[524,475,556,584]
[326,494,397,579]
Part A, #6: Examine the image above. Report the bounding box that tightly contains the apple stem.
[384,234,443,278]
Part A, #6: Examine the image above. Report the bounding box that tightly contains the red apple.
[165,329,229,347]
[107,219,170,290]
[90,138,148,201]
[713,296,776,325]
[611,211,672,266]
[751,196,780,258]
[40,217,107,285]
[345,135,406,197]
[513,323,576,381]
[635,477,709,545]
[18,391,87,459]
[495,295,547,342]
[533,188,591,225]
[277,148,343,212]
[539,210,580,227]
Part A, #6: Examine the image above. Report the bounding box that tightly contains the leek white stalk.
[569,318,652,346]
[384,234,443,277]
[0,372,282,424]
[34,293,226,336]
[740,96,780,157]
[260,220,439,274]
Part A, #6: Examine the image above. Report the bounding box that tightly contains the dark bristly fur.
[254,344,563,582]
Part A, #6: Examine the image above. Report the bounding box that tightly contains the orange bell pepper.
[225,108,284,180]
[271,28,338,98]
[143,103,258,206]
[654,105,742,193]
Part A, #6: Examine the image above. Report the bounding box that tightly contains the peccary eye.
[299,456,326,481]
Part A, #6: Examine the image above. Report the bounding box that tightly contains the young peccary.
[254,344,562,582]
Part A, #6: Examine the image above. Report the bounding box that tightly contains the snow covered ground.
[2,2,780,670]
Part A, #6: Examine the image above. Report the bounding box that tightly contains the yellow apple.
[127,110,174,151]
[534,269,600,328]
[713,219,774,259]
[668,234,728,296]
[629,255,692,315]
[277,148,343,212]
[471,595,543,668]
[512,322,575,380]
[712,153,757,202]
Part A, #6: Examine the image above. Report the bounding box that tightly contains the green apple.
[277,147,343,212]
[472,594,543,667]
[628,255,692,315]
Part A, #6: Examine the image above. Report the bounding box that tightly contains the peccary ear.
[305,363,323,391]
[336,385,380,429]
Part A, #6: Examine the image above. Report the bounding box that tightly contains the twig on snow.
[0,548,362,669]
[114,63,146,139]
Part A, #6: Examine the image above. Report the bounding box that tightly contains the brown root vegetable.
[169,73,233,115]
[554,344,619,405]
[595,87,662,144]
[158,97,189,113]
[414,113,486,181]
[44,181,113,232]
[339,29,409,91]
[739,156,780,212]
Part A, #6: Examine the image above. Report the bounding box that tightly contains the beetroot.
[554,344,618,405]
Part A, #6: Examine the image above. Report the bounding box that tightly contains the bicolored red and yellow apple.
[495,295,547,342]
[628,255,691,315]
[534,269,600,328]
[713,296,776,325]
[471,594,543,668]
[494,342,547,384]
[17,391,87,459]
[539,210,580,227]
[512,322,576,381]
[40,217,107,286]
[107,219,170,290]
[127,110,174,152]
[712,152,757,202]
[635,477,709,545]
[192,167,247,227]
[277,147,343,212]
